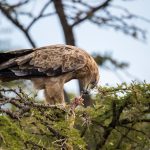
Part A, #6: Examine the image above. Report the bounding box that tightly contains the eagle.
[0,44,99,104]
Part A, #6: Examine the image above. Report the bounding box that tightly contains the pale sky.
[0,0,150,94]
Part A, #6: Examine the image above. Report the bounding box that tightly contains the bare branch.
[8,0,30,8]
[0,109,19,119]
[110,4,150,23]
[71,0,112,27]
[27,0,53,31]
[0,1,36,47]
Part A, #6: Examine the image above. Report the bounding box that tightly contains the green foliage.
[75,82,150,149]
[0,82,150,150]
[0,116,26,149]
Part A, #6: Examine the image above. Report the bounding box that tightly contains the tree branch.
[120,118,150,125]
[96,98,129,149]
[27,0,53,31]
[71,0,112,27]
[53,0,75,45]
[0,2,36,47]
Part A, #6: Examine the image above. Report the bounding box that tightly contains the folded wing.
[0,45,87,78]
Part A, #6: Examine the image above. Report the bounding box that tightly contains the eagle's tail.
[0,49,33,80]
[0,48,33,63]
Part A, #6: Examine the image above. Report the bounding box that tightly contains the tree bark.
[53,0,75,45]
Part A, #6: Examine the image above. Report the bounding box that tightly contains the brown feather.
[0,44,100,104]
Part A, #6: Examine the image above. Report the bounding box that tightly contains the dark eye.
[90,82,96,89]
[92,78,97,83]
[91,81,96,85]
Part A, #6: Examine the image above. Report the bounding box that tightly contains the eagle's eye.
[89,81,97,89]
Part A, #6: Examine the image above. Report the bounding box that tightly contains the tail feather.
[0,48,34,80]
[0,69,19,82]
[0,69,17,78]
[0,48,33,63]
[0,58,17,70]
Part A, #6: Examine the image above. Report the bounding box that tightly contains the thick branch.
[53,0,75,45]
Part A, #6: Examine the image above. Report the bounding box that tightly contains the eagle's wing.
[0,45,87,78]
[0,48,34,64]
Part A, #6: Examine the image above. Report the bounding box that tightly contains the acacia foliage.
[0,82,150,150]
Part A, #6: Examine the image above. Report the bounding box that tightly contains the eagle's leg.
[44,80,65,105]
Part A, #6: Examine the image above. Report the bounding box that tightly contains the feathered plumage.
[0,44,99,104]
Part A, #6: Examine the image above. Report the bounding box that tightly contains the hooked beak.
[82,89,89,95]
[82,84,91,95]
[82,83,97,95]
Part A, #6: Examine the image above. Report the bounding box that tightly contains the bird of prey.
[0,44,99,104]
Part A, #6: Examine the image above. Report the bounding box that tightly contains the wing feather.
[0,45,87,78]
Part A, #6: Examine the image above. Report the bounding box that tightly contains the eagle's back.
[0,45,88,79]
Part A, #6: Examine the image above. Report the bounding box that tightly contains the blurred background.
[0,0,150,95]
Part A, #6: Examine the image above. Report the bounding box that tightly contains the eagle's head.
[80,59,99,94]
